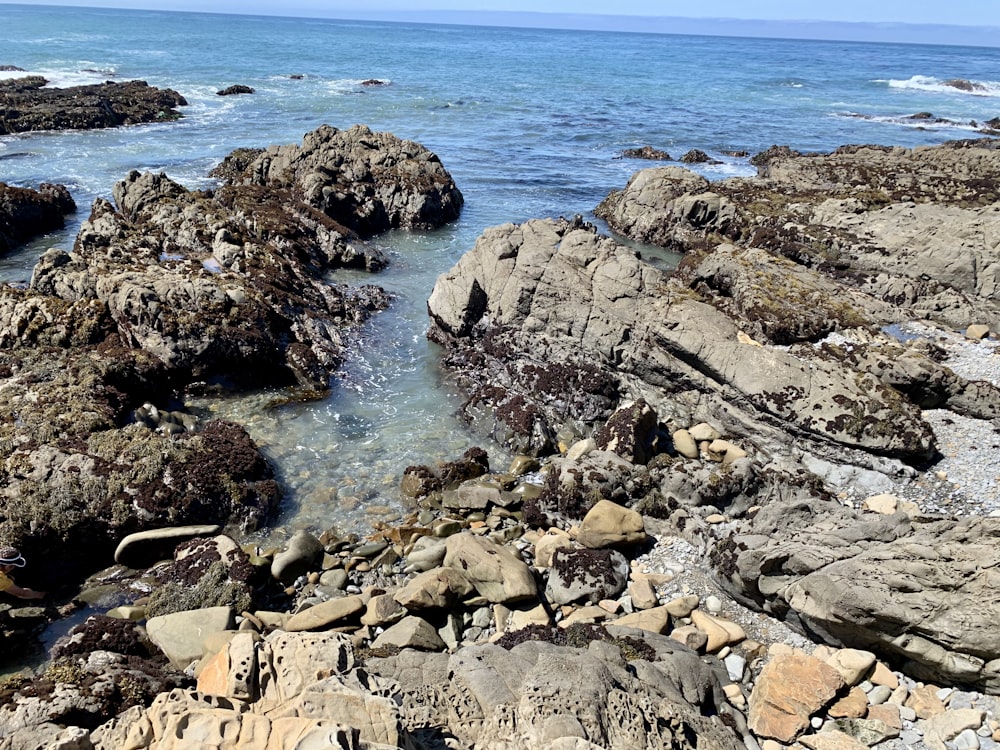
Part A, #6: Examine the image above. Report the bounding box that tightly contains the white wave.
[832,110,984,132]
[0,66,119,88]
[879,75,1000,98]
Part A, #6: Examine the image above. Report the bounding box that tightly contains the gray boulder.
[368,638,744,750]
[428,217,936,466]
[545,547,629,605]
[713,496,1000,693]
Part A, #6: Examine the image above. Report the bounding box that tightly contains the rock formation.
[0,77,187,133]
[0,181,75,255]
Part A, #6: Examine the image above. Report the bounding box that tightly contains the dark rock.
[221,123,463,237]
[943,78,977,92]
[680,149,721,164]
[145,534,257,617]
[722,149,749,157]
[622,145,672,161]
[0,78,187,134]
[216,84,254,96]
[0,181,76,255]
[0,65,26,71]
[749,144,803,167]
[594,399,659,464]
[360,79,387,86]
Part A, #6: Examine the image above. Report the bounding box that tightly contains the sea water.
[2,4,999,543]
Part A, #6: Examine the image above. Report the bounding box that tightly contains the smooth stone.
[443,532,537,603]
[826,648,876,686]
[627,577,659,610]
[690,609,745,652]
[146,606,235,669]
[394,567,475,610]
[508,455,540,475]
[284,595,365,632]
[106,605,147,621]
[576,499,646,549]
[923,709,985,750]
[669,625,709,652]
[704,595,723,614]
[319,568,348,590]
[664,595,700,618]
[360,594,406,627]
[565,437,597,461]
[535,530,574,568]
[688,422,721,442]
[672,429,699,459]
[954,728,981,750]
[271,529,324,585]
[371,616,447,651]
[867,685,892,705]
[724,653,747,682]
[966,324,991,340]
[612,604,671,634]
[861,493,899,515]
[114,524,221,568]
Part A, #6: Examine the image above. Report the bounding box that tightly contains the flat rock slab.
[717,497,1000,693]
[146,606,234,669]
[748,651,845,742]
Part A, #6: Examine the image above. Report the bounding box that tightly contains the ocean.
[2,3,1000,543]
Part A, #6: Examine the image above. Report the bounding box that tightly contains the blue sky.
[2,0,997,24]
[4,1,999,44]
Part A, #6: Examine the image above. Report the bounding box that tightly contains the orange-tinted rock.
[748,652,846,742]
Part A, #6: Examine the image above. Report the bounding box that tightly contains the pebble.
[705,595,723,614]
[956,728,982,750]
[724,653,747,682]
[868,685,892,705]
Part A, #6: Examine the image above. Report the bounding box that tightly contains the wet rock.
[680,148,720,164]
[0,181,76,255]
[0,77,187,134]
[216,84,254,96]
[145,534,256,618]
[621,145,672,161]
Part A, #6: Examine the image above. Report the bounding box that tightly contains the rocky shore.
[3,131,1000,750]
